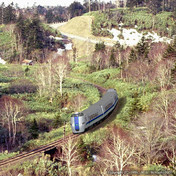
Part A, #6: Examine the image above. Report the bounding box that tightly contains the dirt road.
[49,22,115,47]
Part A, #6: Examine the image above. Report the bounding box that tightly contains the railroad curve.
[0,81,107,174]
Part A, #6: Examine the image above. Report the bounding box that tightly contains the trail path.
[60,32,114,46]
[49,21,115,47]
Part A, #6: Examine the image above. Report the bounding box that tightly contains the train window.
[71,113,84,117]
[105,102,113,111]
[89,113,98,120]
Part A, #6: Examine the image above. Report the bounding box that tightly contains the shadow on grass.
[86,97,127,133]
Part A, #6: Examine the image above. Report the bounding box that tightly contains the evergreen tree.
[25,66,30,76]
[147,0,162,15]
[171,62,176,83]
[28,17,44,50]
[95,42,105,52]
[109,48,117,68]
[45,9,54,23]
[77,137,93,162]
[127,0,137,8]
[136,36,150,60]
[15,16,45,59]
[3,3,16,24]
[130,48,137,61]
[164,37,176,59]
[52,113,62,129]
[68,2,84,18]
[29,118,39,139]
[0,3,5,24]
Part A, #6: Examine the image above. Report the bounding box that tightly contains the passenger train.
[71,89,118,133]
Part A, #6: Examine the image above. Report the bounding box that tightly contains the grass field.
[57,16,115,57]
[58,16,93,37]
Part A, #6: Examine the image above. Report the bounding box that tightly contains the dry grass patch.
[58,16,93,37]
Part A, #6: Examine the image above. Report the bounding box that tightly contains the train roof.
[81,89,117,114]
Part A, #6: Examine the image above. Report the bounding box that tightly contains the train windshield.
[71,113,84,117]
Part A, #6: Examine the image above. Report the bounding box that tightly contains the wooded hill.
[0,2,176,176]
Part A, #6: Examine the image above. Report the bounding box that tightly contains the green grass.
[0,151,19,161]
[69,62,158,144]
[21,122,72,151]
[41,23,62,37]
[83,127,108,145]
[0,62,158,158]
[85,8,175,37]
[0,31,13,46]
[63,77,100,108]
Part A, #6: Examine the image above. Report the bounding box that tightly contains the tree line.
[1,0,175,25]
[126,0,176,12]
[0,3,16,24]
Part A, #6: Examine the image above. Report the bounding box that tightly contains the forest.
[0,0,176,175]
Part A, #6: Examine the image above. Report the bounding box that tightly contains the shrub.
[52,112,63,128]
[95,42,106,52]
[28,118,39,139]
[0,151,19,161]
[9,79,37,94]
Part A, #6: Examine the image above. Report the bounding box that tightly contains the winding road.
[60,32,114,47]
[49,22,114,47]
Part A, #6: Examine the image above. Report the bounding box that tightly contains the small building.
[22,59,33,66]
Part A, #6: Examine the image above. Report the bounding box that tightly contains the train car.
[71,89,118,133]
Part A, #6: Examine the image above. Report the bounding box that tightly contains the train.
[71,89,118,133]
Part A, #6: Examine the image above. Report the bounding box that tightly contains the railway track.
[0,134,79,172]
[0,81,107,173]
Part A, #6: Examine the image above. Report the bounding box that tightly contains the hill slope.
[57,16,114,57]
[58,16,93,38]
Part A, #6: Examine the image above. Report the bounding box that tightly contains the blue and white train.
[71,89,118,133]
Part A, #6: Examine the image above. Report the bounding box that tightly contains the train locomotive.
[71,89,118,133]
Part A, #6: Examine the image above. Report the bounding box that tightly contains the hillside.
[1,6,176,176]
[56,11,175,57]
[58,16,93,37]
[57,16,115,57]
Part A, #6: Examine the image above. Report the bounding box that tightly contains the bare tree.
[99,128,135,176]
[0,96,25,147]
[124,0,127,7]
[72,94,87,112]
[89,0,91,13]
[116,0,120,8]
[36,53,69,98]
[155,90,170,131]
[58,137,79,176]
[156,60,173,90]
[154,90,176,133]
[169,99,176,134]
[124,60,151,83]
[53,53,69,96]
[165,141,176,172]
[132,112,165,165]
[36,57,57,98]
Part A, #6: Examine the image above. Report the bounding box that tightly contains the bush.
[91,12,118,37]
[9,79,37,94]
[52,112,63,128]
[95,42,106,52]
[28,118,39,139]
[146,164,169,174]
[0,151,19,161]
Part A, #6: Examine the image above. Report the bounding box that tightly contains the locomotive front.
[71,112,86,133]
